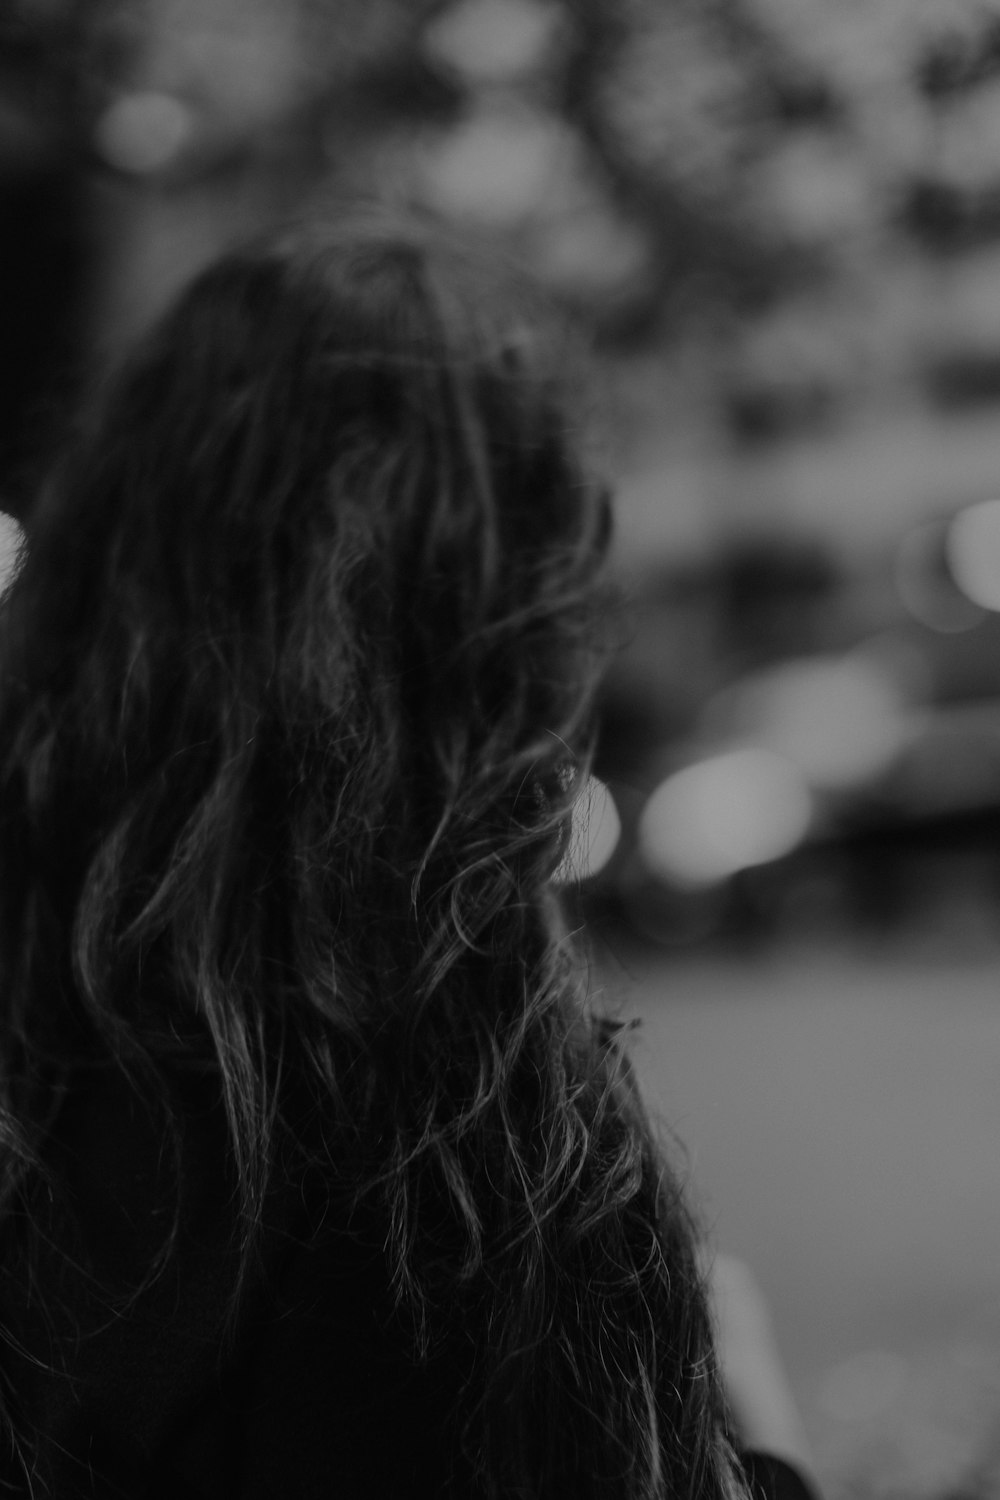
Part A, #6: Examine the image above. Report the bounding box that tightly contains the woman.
[0,210,812,1497]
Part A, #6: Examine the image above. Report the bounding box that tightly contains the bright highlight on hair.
[0,514,24,599]
[637,747,812,888]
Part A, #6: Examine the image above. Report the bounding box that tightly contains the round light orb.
[946,499,1000,613]
[0,513,24,597]
[638,747,812,889]
[553,775,621,884]
[95,92,194,175]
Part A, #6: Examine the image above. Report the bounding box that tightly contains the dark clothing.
[0,1063,473,1497]
[0,1064,817,1498]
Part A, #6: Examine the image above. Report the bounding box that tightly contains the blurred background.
[5,0,1000,1493]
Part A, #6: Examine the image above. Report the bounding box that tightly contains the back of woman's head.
[0,207,610,1073]
[0,209,744,1499]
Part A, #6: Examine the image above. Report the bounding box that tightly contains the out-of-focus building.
[9,0,1000,942]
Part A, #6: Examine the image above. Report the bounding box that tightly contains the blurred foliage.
[9,0,1000,550]
[8,1,1000,404]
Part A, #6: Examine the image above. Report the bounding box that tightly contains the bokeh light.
[94,93,196,176]
[420,104,573,225]
[423,0,563,84]
[637,747,812,889]
[554,774,621,884]
[945,499,1000,612]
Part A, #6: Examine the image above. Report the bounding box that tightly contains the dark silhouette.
[0,210,798,1498]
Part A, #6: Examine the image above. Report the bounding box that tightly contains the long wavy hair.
[0,210,746,1498]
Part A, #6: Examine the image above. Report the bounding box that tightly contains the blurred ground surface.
[596,933,1000,1499]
